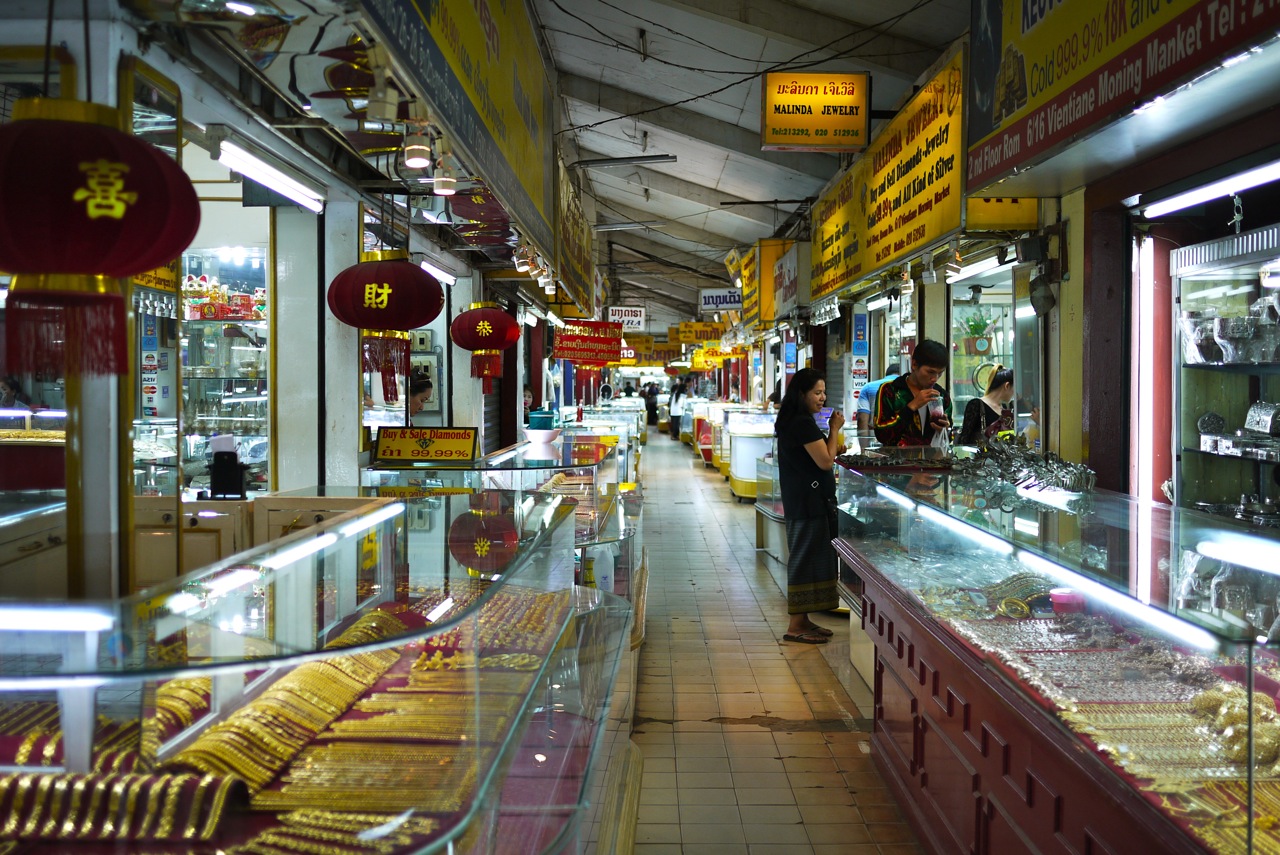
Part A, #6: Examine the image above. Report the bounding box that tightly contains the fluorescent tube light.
[866,295,892,312]
[1142,158,1280,217]
[917,505,1014,555]
[946,256,1011,284]
[261,533,339,569]
[0,606,114,633]
[419,259,457,286]
[1017,550,1218,649]
[1015,305,1037,319]
[546,311,566,328]
[570,154,677,169]
[425,597,455,623]
[337,502,406,538]
[218,141,325,213]
[593,221,665,232]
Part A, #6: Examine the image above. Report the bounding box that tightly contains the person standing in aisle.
[774,367,844,644]
[957,365,1015,445]
[668,379,687,440]
[873,339,951,446]
[644,383,659,425]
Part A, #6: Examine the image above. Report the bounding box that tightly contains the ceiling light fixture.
[217,140,325,213]
[432,163,457,196]
[569,154,677,169]
[1141,158,1280,217]
[403,132,431,169]
[420,259,457,286]
[947,256,1011,284]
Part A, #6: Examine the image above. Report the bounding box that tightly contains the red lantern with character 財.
[449,302,520,393]
[327,249,445,402]
[0,98,201,375]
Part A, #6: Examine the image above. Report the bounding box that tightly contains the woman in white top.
[668,380,687,440]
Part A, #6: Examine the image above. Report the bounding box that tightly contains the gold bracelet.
[14,730,46,765]
[2,774,36,836]
[60,774,93,837]
[117,775,148,839]
[18,773,55,836]
[99,774,132,838]
[40,728,62,766]
[197,775,237,840]
[181,775,217,839]
[134,777,163,840]
[155,773,194,839]
[39,774,72,837]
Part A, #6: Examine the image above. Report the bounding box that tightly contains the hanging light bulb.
[514,244,532,273]
[432,162,457,196]
[403,131,431,169]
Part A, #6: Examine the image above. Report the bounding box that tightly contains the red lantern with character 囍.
[449,302,520,393]
[327,250,445,402]
[0,99,201,375]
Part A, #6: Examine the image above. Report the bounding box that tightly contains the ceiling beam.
[607,268,719,291]
[612,277,697,315]
[560,74,834,180]
[604,234,729,280]
[609,272,701,297]
[601,201,738,255]
[577,148,782,229]
[646,0,939,81]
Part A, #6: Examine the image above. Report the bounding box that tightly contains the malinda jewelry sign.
[761,72,870,152]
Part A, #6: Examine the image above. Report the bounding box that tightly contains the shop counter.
[0,489,631,854]
[834,463,1280,855]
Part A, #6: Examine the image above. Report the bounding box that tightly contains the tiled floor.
[635,433,923,855]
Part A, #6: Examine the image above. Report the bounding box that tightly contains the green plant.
[959,306,993,337]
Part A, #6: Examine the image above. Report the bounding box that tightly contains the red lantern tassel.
[471,350,502,395]
[5,290,127,376]
[361,335,409,402]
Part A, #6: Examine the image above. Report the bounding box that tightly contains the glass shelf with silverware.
[1177,264,1280,520]
[835,458,1280,851]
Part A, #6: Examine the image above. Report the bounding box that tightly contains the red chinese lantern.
[0,99,201,375]
[327,250,445,331]
[449,302,520,393]
[664,366,679,376]
[447,507,519,577]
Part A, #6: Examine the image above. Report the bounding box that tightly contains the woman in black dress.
[957,365,1015,445]
[774,368,845,644]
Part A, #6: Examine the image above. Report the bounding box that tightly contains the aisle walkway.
[635,434,923,855]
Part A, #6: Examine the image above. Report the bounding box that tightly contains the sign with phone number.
[375,427,478,465]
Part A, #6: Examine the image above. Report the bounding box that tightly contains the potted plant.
[959,307,994,355]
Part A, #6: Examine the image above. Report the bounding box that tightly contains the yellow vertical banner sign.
[756,239,789,322]
[740,245,762,328]
[556,157,594,315]
[360,0,556,254]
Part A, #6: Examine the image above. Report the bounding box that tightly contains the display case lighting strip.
[1017,550,1219,649]
[916,504,1014,555]
[218,141,325,213]
[337,503,406,538]
[0,606,114,633]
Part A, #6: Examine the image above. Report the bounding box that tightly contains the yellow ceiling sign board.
[810,49,965,298]
[627,333,654,355]
[676,321,727,344]
[762,72,870,152]
[965,197,1038,231]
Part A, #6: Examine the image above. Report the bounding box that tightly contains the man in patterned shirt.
[873,339,952,446]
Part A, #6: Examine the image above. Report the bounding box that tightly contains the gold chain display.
[0,771,240,841]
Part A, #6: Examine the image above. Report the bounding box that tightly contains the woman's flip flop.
[783,631,829,645]
[804,624,835,637]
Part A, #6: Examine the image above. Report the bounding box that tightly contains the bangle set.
[0,771,234,841]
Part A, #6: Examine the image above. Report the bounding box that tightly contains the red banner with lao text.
[552,320,623,364]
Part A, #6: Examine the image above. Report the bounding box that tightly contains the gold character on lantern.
[363,281,392,309]
[474,538,491,557]
[73,159,137,219]
[476,320,493,336]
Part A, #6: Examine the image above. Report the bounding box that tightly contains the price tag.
[375,427,478,465]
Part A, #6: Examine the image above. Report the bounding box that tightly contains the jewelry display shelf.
[835,464,1280,854]
[0,490,631,854]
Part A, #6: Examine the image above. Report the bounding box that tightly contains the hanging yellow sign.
[762,72,870,152]
[375,427,478,464]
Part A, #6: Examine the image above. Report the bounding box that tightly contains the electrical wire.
[549,0,939,137]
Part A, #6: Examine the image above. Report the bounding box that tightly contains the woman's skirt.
[784,515,839,614]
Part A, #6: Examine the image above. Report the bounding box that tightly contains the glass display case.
[560,419,636,485]
[727,411,775,500]
[361,440,639,598]
[133,417,180,497]
[1172,227,1280,519]
[0,410,66,491]
[181,247,271,494]
[835,463,1280,854]
[0,489,630,854]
